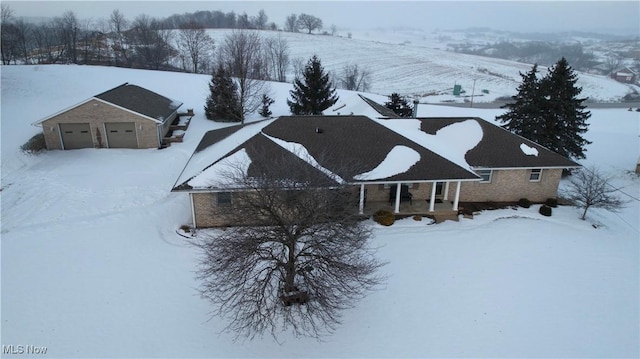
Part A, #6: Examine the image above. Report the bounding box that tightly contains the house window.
[529,169,542,182]
[477,169,492,183]
[216,192,232,205]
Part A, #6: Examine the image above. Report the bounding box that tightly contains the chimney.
[412,99,420,118]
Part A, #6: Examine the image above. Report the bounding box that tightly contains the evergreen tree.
[496,58,591,160]
[258,94,274,117]
[204,63,242,122]
[385,93,414,117]
[496,64,544,140]
[540,57,591,159]
[287,55,338,115]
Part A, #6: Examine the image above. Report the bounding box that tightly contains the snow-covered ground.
[1,65,638,358]
[203,29,634,103]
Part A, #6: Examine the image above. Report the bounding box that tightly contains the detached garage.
[33,83,182,150]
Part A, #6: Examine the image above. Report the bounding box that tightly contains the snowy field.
[1,65,639,358]
[202,29,635,103]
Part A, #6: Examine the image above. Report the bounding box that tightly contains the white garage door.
[105,122,138,148]
[60,123,93,149]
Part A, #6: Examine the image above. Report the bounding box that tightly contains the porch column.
[443,181,450,200]
[394,183,402,213]
[359,184,365,215]
[429,181,437,212]
[452,181,461,211]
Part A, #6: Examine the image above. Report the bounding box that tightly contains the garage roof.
[33,83,183,126]
[95,83,182,122]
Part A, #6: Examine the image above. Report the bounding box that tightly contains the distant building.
[611,67,637,84]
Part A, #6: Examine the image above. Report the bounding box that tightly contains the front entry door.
[435,182,444,196]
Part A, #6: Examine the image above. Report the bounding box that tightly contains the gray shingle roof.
[418,117,580,168]
[95,83,181,122]
[174,115,580,191]
[358,95,401,118]
[262,116,478,182]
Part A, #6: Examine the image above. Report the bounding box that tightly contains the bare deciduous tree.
[330,24,338,36]
[237,12,251,29]
[192,149,385,339]
[13,19,33,64]
[32,20,66,64]
[339,63,371,92]
[219,30,267,123]
[263,34,290,82]
[254,9,268,30]
[297,13,322,34]
[58,11,79,63]
[1,4,17,65]
[109,9,132,67]
[604,54,622,75]
[176,21,214,73]
[284,13,298,32]
[564,166,626,220]
[291,57,306,80]
[130,14,174,70]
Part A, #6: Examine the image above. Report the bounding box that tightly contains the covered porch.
[361,198,458,216]
[355,180,467,217]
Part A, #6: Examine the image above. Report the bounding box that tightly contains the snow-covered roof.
[95,83,182,123]
[174,93,579,192]
[374,118,483,172]
[34,83,183,126]
[174,119,276,188]
[417,117,580,169]
[173,115,481,191]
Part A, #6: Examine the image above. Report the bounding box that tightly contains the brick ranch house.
[172,114,579,228]
[33,83,182,149]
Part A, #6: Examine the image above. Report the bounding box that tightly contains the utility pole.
[470,79,476,108]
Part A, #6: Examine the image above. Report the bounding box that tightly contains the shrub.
[518,198,531,208]
[20,133,47,154]
[373,210,395,226]
[539,205,552,217]
[545,198,558,208]
[413,215,422,221]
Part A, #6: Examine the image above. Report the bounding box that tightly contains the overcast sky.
[4,0,640,35]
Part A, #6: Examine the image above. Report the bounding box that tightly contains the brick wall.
[40,99,160,149]
[192,169,562,227]
[457,168,562,202]
[363,182,435,202]
[192,192,235,227]
[361,170,561,204]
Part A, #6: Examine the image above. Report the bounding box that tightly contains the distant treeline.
[0,4,331,71]
[161,10,276,31]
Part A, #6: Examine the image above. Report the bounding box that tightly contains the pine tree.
[540,57,591,160]
[258,94,274,117]
[496,59,591,160]
[204,64,242,122]
[496,64,544,140]
[385,93,414,117]
[287,55,338,115]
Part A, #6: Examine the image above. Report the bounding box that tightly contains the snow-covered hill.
[1,65,638,357]
[204,29,634,102]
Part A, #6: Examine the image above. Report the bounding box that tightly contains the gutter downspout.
[190,193,197,228]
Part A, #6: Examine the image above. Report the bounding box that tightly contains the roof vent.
[315,127,323,134]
